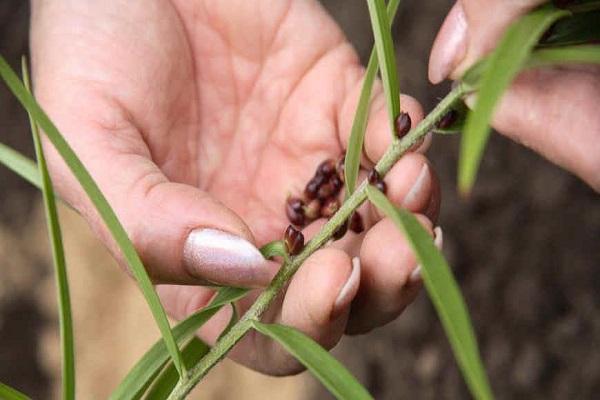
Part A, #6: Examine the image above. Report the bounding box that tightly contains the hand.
[429,0,600,191]
[31,0,440,374]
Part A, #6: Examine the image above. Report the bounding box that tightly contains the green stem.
[167,84,467,400]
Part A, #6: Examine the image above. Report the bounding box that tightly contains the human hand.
[429,0,600,191]
[31,0,441,374]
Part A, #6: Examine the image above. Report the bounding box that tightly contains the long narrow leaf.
[251,321,373,400]
[0,141,40,188]
[344,0,401,195]
[0,56,185,376]
[22,58,75,400]
[458,6,569,195]
[111,287,248,400]
[0,382,30,400]
[366,0,401,138]
[526,44,600,69]
[143,339,209,400]
[366,186,493,400]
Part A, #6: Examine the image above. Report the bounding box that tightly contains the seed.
[436,109,458,129]
[336,155,346,181]
[331,174,343,193]
[395,112,412,137]
[349,212,364,234]
[320,198,340,218]
[304,199,321,220]
[375,180,387,194]
[316,159,336,178]
[317,182,335,201]
[368,169,381,185]
[304,179,320,200]
[332,219,348,240]
[286,197,305,226]
[284,225,304,255]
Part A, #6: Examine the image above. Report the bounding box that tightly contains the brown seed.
[316,159,336,178]
[284,225,304,255]
[286,197,305,226]
[332,220,349,241]
[349,212,364,234]
[320,198,340,218]
[331,174,343,193]
[436,109,458,129]
[304,199,321,220]
[368,169,381,185]
[317,182,334,201]
[304,179,320,200]
[375,180,387,194]
[395,112,412,137]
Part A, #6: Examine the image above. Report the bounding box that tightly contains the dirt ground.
[1,1,599,399]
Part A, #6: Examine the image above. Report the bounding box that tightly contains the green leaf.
[0,141,40,188]
[526,44,600,69]
[21,57,75,400]
[142,339,209,400]
[0,55,185,377]
[539,10,600,46]
[458,6,570,195]
[344,0,401,196]
[111,287,248,400]
[251,321,373,400]
[432,101,468,135]
[259,240,288,262]
[366,186,493,400]
[366,0,401,139]
[0,382,30,400]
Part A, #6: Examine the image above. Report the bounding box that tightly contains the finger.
[429,0,545,84]
[347,215,435,335]
[368,153,441,224]
[485,67,600,191]
[338,66,425,165]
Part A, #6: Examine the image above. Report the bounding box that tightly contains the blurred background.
[1,1,599,399]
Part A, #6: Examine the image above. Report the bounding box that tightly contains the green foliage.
[0,141,40,188]
[527,44,600,68]
[366,186,493,400]
[0,382,31,400]
[251,321,373,400]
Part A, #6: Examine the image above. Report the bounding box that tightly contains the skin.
[31,0,439,375]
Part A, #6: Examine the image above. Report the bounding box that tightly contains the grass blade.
[526,44,600,69]
[458,6,569,195]
[21,58,75,400]
[366,0,401,138]
[259,240,288,262]
[0,141,40,188]
[143,339,209,400]
[366,186,493,400]
[0,55,186,377]
[251,321,373,400]
[111,287,248,400]
[344,0,401,195]
[0,382,30,400]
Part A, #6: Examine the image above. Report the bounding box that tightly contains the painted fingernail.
[402,164,431,210]
[332,257,361,319]
[183,228,271,287]
[410,226,444,283]
[428,2,468,84]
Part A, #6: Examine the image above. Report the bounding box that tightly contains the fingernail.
[402,164,431,210]
[410,227,444,283]
[428,2,468,84]
[332,257,361,319]
[183,228,271,287]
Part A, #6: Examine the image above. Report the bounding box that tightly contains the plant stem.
[167,83,467,400]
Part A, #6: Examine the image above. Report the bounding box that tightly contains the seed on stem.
[332,219,348,241]
[368,168,387,194]
[436,109,458,129]
[284,225,304,255]
[395,111,412,138]
[349,212,364,234]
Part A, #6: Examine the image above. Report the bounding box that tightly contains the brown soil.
[1,1,599,399]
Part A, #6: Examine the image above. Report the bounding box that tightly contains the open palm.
[32,0,440,373]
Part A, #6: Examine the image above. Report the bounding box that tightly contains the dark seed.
[284,225,304,255]
[395,112,412,137]
[349,212,364,234]
[317,182,335,201]
[316,159,336,178]
[332,220,348,241]
[286,197,305,226]
[375,180,387,194]
[331,174,343,193]
[368,169,381,185]
[320,198,340,218]
[436,109,458,130]
[304,179,320,200]
[304,199,321,220]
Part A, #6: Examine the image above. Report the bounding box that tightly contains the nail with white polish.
[183,228,271,287]
[402,164,431,210]
[332,257,361,319]
[410,227,444,283]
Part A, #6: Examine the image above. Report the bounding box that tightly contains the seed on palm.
[321,198,340,218]
[395,111,412,138]
[286,197,305,226]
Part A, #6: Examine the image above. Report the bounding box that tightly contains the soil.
[1,1,599,399]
